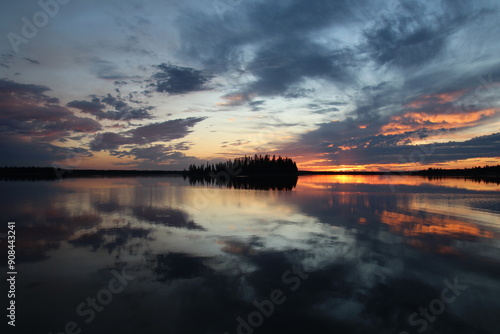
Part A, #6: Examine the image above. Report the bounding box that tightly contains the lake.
[1,175,499,334]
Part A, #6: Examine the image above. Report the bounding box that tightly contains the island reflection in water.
[1,175,499,334]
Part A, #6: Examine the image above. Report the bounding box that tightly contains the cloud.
[149,63,214,94]
[284,82,500,166]
[67,93,154,121]
[363,6,447,67]
[247,41,355,98]
[0,78,51,96]
[102,139,215,170]
[90,117,206,151]
[179,0,356,67]
[173,141,192,151]
[380,108,496,135]
[173,0,499,117]
[67,99,104,115]
[112,145,187,162]
[0,134,92,167]
[0,79,102,141]
[248,100,266,111]
[130,117,206,142]
[309,131,500,166]
[0,79,102,166]
[362,1,496,68]
[86,57,131,80]
[89,132,132,151]
[23,57,40,64]
[2,1,499,170]
[307,102,342,114]
[176,0,365,101]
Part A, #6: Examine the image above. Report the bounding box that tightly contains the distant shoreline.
[0,166,498,181]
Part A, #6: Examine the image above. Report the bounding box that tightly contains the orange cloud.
[381,108,497,135]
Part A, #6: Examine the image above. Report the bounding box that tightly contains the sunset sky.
[1,0,499,171]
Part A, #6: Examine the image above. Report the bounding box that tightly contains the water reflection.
[297,174,500,192]
[186,174,298,190]
[1,175,499,334]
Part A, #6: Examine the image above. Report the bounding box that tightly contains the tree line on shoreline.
[415,164,500,177]
[186,155,299,176]
[0,163,498,180]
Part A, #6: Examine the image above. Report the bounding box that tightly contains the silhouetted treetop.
[186,154,298,176]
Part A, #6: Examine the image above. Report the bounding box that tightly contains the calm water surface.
[1,175,499,334]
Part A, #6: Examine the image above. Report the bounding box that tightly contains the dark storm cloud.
[217,42,354,104]
[149,63,214,94]
[67,93,154,121]
[179,0,357,68]
[90,117,207,151]
[177,0,365,99]
[247,41,355,97]
[176,0,498,108]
